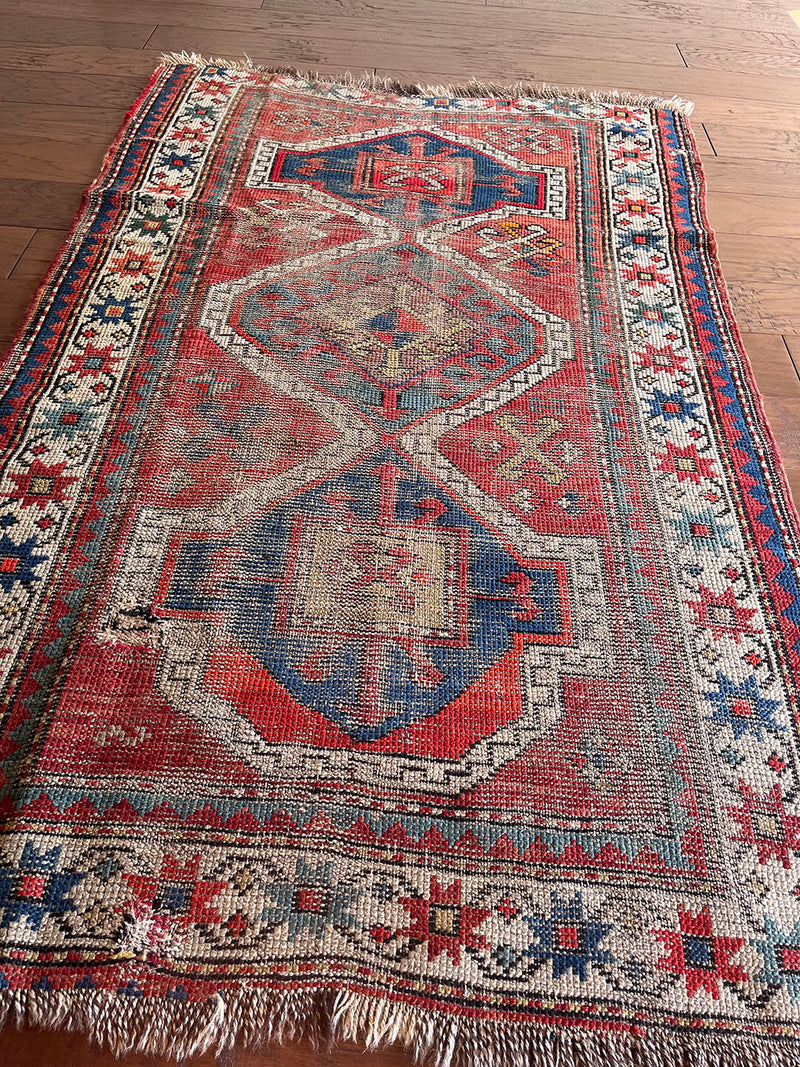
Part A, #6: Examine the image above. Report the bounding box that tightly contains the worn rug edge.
[160,50,696,114]
[1,985,798,1066]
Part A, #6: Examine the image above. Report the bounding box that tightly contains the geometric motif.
[156,450,572,740]
[209,241,572,429]
[246,130,566,223]
[2,59,800,1067]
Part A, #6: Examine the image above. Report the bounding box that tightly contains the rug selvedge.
[1,59,800,1065]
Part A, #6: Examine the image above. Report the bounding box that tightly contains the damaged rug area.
[2,57,800,1067]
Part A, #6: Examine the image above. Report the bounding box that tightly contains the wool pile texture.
[2,57,800,1066]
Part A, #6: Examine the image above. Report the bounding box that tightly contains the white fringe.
[0,984,794,1065]
[158,52,695,115]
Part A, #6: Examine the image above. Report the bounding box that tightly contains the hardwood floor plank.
[485,0,795,35]
[0,277,41,345]
[242,1,800,53]
[0,45,160,78]
[5,0,800,57]
[0,179,84,229]
[741,332,800,398]
[700,158,800,199]
[689,99,800,132]
[147,25,683,71]
[784,335,800,371]
[0,14,156,48]
[782,466,800,509]
[679,43,800,78]
[715,233,800,286]
[0,140,107,184]
[0,3,678,65]
[705,193,800,239]
[703,123,800,162]
[367,60,800,107]
[0,69,148,108]
[761,397,800,464]
[726,283,800,335]
[9,227,68,280]
[0,103,126,143]
[0,225,34,278]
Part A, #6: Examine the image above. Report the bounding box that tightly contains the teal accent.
[20,786,695,871]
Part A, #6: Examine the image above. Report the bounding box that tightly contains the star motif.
[397,877,489,965]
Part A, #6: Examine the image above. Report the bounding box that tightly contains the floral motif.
[523,892,613,980]
[0,842,86,931]
[705,673,783,740]
[755,917,800,1002]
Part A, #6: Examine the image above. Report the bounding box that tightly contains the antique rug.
[1,55,800,1067]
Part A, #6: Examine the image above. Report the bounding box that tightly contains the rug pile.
[1,56,799,1066]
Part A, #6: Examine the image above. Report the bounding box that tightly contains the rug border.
[0,62,176,391]
[672,107,800,618]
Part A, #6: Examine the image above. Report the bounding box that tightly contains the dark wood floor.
[1,0,800,1062]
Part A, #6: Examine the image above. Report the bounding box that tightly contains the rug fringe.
[0,983,793,1065]
[158,51,695,115]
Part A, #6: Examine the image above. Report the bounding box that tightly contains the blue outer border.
[660,111,800,642]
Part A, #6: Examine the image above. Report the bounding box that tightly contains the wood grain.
[0,140,107,183]
[485,0,794,34]
[0,103,126,142]
[699,157,800,198]
[715,233,800,287]
[727,282,800,335]
[703,123,800,162]
[761,397,800,465]
[0,0,794,63]
[783,336,800,368]
[741,333,800,397]
[0,13,157,48]
[0,44,161,77]
[0,69,149,108]
[0,179,86,228]
[0,276,41,343]
[144,26,800,110]
[679,43,800,77]
[705,193,800,238]
[0,224,33,276]
[8,227,68,279]
[689,99,800,131]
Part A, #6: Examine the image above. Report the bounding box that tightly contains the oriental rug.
[1,56,800,1067]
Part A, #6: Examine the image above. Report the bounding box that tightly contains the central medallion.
[222,243,565,430]
[156,453,572,741]
[257,131,547,223]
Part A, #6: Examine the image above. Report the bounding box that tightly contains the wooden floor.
[1,0,800,1062]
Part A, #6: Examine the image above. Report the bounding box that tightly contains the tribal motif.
[1,62,800,1067]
